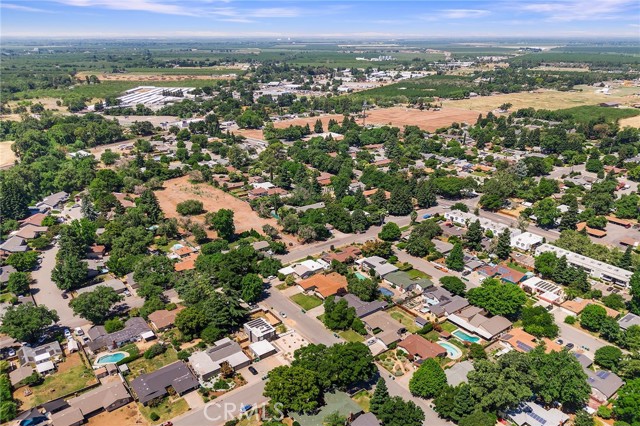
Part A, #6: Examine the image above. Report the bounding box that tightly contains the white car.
[74,327,84,336]
[63,329,71,338]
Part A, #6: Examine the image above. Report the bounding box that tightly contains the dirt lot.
[620,115,640,128]
[76,72,235,82]
[87,402,147,426]
[443,87,637,113]
[0,141,17,168]
[154,175,295,243]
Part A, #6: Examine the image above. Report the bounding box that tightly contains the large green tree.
[495,228,511,260]
[466,278,527,317]
[409,358,447,399]
[263,366,321,414]
[464,219,483,251]
[206,209,235,241]
[376,396,424,426]
[614,378,640,426]
[580,304,607,332]
[370,378,389,415]
[0,180,29,221]
[446,243,464,271]
[69,285,123,324]
[51,255,88,291]
[0,304,59,343]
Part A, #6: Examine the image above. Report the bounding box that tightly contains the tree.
[370,378,389,415]
[52,256,88,291]
[100,149,120,165]
[620,245,633,270]
[241,274,264,304]
[263,366,321,414]
[0,304,59,343]
[573,411,596,426]
[466,278,527,317]
[630,269,640,315]
[347,275,378,302]
[323,298,355,331]
[360,240,393,258]
[439,276,466,296]
[531,348,590,409]
[0,180,29,220]
[495,228,511,260]
[70,286,123,324]
[104,318,124,333]
[446,243,464,271]
[351,209,368,233]
[600,316,622,344]
[602,293,626,311]
[388,185,413,216]
[176,200,204,216]
[468,343,487,360]
[409,358,447,398]
[206,209,235,241]
[376,396,424,426]
[464,219,483,251]
[534,251,557,278]
[6,272,30,295]
[324,411,346,426]
[137,189,163,222]
[379,222,401,241]
[533,198,559,228]
[175,307,206,339]
[559,196,579,231]
[614,378,640,426]
[5,251,39,272]
[521,306,558,339]
[80,195,97,221]
[458,411,496,426]
[580,304,607,332]
[594,345,623,370]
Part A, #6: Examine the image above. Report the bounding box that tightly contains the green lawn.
[388,307,420,333]
[339,329,365,343]
[138,397,189,425]
[32,362,97,406]
[0,292,15,303]
[290,293,323,311]
[406,269,432,280]
[441,321,458,333]
[506,262,529,273]
[127,347,178,379]
[352,390,372,412]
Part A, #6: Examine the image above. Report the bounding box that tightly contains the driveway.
[30,245,88,328]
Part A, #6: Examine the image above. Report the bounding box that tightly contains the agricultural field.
[556,105,640,124]
[509,52,640,68]
[351,75,476,103]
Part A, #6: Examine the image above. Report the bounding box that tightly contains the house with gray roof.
[383,271,433,294]
[131,361,199,405]
[189,337,251,381]
[336,294,388,318]
[573,353,593,369]
[506,401,569,426]
[618,312,640,330]
[444,360,474,387]
[0,265,17,285]
[51,380,132,426]
[0,236,29,254]
[585,368,624,403]
[76,279,127,295]
[87,317,154,353]
[356,256,398,277]
[37,191,69,210]
[422,287,469,318]
[448,306,512,340]
[351,412,381,426]
[17,341,62,366]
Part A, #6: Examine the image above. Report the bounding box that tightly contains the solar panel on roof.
[529,412,547,425]
[597,371,610,379]
[516,341,533,352]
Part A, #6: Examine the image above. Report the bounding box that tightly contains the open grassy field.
[127,347,178,379]
[442,87,636,113]
[557,105,640,124]
[339,329,365,343]
[138,397,189,425]
[351,75,475,102]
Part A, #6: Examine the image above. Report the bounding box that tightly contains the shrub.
[597,405,612,419]
[165,303,177,311]
[213,379,230,390]
[564,316,576,325]
[144,343,167,359]
[104,318,124,333]
[177,350,190,361]
[149,412,160,421]
[176,200,204,216]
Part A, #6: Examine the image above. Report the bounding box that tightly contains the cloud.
[1,3,52,13]
[442,9,490,19]
[54,0,200,16]
[519,0,637,21]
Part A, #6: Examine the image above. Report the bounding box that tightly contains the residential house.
[175,253,199,272]
[17,341,63,366]
[131,361,199,405]
[350,412,381,426]
[506,402,569,426]
[585,369,624,406]
[243,318,276,343]
[76,278,127,295]
[335,294,388,319]
[51,381,132,426]
[536,244,632,287]
[510,232,544,252]
[0,265,17,285]
[383,271,433,294]
[356,256,398,278]
[298,272,347,299]
[499,328,563,354]
[573,353,593,369]
[520,277,565,303]
[0,236,29,254]
[422,287,469,319]
[188,337,251,381]
[432,239,454,255]
[560,299,619,319]
[278,259,330,279]
[321,246,362,264]
[19,212,48,227]
[448,306,512,340]
[251,241,270,252]
[13,224,47,240]
[87,317,154,353]
[148,307,184,331]
[444,360,474,387]
[37,191,69,210]
[362,311,405,347]
[9,364,34,386]
[397,334,446,364]
[477,264,527,284]
[248,340,277,360]
[618,312,640,330]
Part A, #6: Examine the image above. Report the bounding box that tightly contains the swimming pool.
[94,351,128,366]
[379,288,394,297]
[438,341,462,360]
[452,330,481,343]
[355,272,367,280]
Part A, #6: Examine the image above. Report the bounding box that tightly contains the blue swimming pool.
[379,288,394,297]
[95,351,128,365]
[438,341,462,360]
[355,272,367,280]
[452,330,481,343]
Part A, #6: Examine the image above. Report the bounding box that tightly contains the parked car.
[61,292,69,299]
[6,348,16,358]
[565,343,574,350]
[556,339,563,345]
[63,329,71,338]
[422,213,432,219]
[241,404,253,413]
[248,366,258,375]
[123,290,132,297]
[267,276,276,281]
[74,327,84,336]
[280,312,287,318]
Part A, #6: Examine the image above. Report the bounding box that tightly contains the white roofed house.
[278,259,329,279]
[520,276,565,304]
[510,232,544,252]
[356,256,399,278]
[188,337,251,382]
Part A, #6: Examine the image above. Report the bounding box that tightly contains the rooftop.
[131,361,199,404]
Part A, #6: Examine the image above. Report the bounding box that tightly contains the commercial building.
[535,244,633,287]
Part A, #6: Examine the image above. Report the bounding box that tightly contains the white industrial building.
[535,244,633,287]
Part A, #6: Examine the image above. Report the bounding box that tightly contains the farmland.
[351,75,476,103]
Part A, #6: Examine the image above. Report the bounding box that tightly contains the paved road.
[30,246,88,328]
[262,286,341,346]
[551,307,612,357]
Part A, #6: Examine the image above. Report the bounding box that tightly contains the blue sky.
[1,0,639,38]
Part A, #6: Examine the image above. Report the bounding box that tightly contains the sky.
[1,0,639,39]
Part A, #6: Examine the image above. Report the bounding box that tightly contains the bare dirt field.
[76,72,235,82]
[87,402,147,426]
[0,141,17,168]
[443,87,637,113]
[154,175,296,244]
[620,115,640,128]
